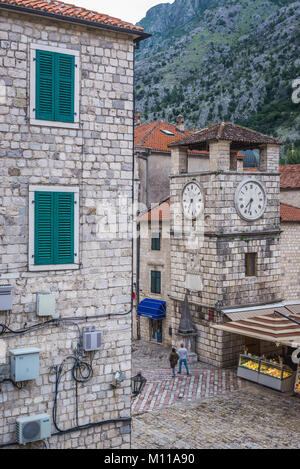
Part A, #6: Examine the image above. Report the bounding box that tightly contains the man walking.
[178,343,190,375]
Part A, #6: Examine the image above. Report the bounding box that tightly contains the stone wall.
[280,222,300,301]
[0,10,134,449]
[170,171,281,309]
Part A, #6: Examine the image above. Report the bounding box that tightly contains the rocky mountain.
[135,0,300,150]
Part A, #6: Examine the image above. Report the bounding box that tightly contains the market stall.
[213,302,300,394]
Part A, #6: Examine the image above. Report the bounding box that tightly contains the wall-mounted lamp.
[131,372,147,397]
[111,370,126,389]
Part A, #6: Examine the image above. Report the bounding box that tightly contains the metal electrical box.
[36,293,57,318]
[0,285,14,311]
[9,347,41,382]
[16,414,51,445]
[82,327,101,352]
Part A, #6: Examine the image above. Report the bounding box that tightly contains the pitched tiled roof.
[135,121,194,153]
[280,203,300,222]
[169,122,282,149]
[280,165,300,189]
[135,121,245,157]
[0,0,147,35]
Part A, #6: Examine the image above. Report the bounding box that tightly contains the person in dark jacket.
[169,348,179,377]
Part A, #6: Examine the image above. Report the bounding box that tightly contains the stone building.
[134,122,300,368]
[0,0,149,449]
[280,165,300,208]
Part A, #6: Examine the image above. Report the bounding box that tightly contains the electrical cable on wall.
[0,309,131,339]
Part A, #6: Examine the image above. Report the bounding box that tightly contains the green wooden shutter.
[156,271,161,294]
[151,271,161,294]
[151,271,156,293]
[53,193,74,264]
[55,53,75,123]
[34,192,75,266]
[34,192,54,265]
[152,232,161,251]
[36,50,55,121]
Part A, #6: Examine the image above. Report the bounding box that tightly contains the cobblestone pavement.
[132,340,300,449]
[132,369,241,414]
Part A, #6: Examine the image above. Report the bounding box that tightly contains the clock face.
[235,180,267,221]
[182,182,203,219]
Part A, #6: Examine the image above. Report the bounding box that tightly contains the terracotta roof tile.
[135,121,245,157]
[279,165,300,189]
[280,203,300,222]
[0,0,145,34]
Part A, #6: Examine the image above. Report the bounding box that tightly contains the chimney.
[176,115,185,132]
[134,110,142,127]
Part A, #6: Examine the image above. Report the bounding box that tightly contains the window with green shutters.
[35,49,75,123]
[34,191,75,265]
[151,232,161,251]
[151,271,161,294]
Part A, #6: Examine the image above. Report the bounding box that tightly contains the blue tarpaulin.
[137,299,166,320]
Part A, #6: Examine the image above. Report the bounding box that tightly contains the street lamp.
[132,372,147,396]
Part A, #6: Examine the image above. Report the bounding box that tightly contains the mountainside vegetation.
[135,0,300,154]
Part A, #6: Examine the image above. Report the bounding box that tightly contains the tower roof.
[169,122,282,151]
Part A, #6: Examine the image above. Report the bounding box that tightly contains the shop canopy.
[213,302,300,349]
[137,299,166,320]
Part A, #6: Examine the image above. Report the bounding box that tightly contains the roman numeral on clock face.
[182,182,203,219]
[236,180,266,221]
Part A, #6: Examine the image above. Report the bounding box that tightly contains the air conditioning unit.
[16,414,51,445]
[0,285,14,311]
[82,326,101,352]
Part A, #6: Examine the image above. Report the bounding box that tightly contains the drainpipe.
[136,221,141,340]
[138,150,151,209]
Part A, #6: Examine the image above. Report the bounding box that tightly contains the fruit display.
[239,354,293,380]
[260,364,292,379]
[240,359,260,371]
[295,365,300,394]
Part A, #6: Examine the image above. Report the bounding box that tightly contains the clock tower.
[169,123,282,368]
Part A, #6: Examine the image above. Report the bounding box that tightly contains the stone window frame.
[29,43,80,129]
[28,185,80,272]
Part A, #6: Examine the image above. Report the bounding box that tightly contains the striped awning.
[213,302,300,348]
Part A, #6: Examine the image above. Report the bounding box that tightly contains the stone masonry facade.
[168,142,281,368]
[0,10,135,448]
